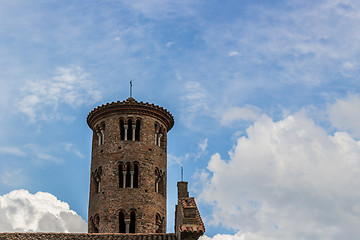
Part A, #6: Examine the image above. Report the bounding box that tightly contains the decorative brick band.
[87,98,174,131]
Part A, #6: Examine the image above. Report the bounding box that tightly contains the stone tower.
[87,97,174,233]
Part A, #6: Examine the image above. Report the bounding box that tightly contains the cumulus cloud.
[18,66,102,122]
[0,189,87,233]
[201,231,277,240]
[198,113,360,239]
[328,94,360,138]
[221,106,262,126]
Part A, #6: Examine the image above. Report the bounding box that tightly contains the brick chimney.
[177,181,189,199]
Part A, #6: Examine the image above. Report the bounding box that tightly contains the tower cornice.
[87,98,174,131]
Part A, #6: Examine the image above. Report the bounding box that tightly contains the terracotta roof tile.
[0,233,177,240]
[178,197,205,234]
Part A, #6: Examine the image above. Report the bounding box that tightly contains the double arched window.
[92,166,102,193]
[90,214,100,233]
[95,122,105,146]
[120,118,141,141]
[156,213,164,233]
[154,122,166,149]
[119,162,139,188]
[119,210,136,233]
[155,168,165,196]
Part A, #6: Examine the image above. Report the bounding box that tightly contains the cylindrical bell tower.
[87,97,174,233]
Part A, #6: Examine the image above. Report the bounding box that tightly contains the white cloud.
[181,81,211,127]
[123,0,196,20]
[199,138,208,152]
[166,41,174,47]
[18,66,102,122]
[0,169,27,187]
[62,143,85,159]
[328,94,360,138]
[168,153,184,166]
[201,231,277,240]
[198,113,360,239]
[221,106,262,126]
[25,144,63,165]
[0,147,26,157]
[201,0,360,85]
[0,189,87,233]
[229,51,240,57]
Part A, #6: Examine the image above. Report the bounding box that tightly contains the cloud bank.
[198,112,360,239]
[328,94,360,138]
[0,190,87,233]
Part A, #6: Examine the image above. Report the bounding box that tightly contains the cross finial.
[181,166,183,181]
[130,81,133,98]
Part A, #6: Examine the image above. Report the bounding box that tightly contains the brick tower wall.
[87,99,173,234]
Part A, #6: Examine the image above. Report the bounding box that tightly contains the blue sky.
[1,0,360,239]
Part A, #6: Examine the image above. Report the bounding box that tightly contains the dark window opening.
[130,211,136,233]
[133,163,139,188]
[155,123,159,146]
[120,119,125,140]
[93,215,100,233]
[119,164,124,188]
[135,119,140,141]
[159,174,165,197]
[119,212,126,233]
[156,213,163,233]
[126,163,131,188]
[127,119,133,141]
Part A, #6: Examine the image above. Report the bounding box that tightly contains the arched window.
[155,168,160,193]
[126,162,131,188]
[93,167,102,193]
[155,123,159,146]
[156,213,164,233]
[154,123,162,147]
[95,123,105,146]
[130,210,136,233]
[119,164,124,188]
[155,168,165,196]
[135,119,141,141]
[127,119,133,141]
[159,172,165,196]
[120,119,125,140]
[93,214,100,233]
[133,162,139,188]
[160,130,166,151]
[119,211,126,233]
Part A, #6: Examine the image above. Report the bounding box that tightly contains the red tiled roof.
[178,197,205,234]
[0,232,177,240]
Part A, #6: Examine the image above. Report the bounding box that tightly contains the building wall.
[88,112,168,233]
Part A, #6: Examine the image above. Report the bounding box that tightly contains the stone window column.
[125,219,131,233]
[123,170,127,188]
[155,177,159,193]
[124,125,128,140]
[132,125,136,141]
[158,133,163,147]
[100,129,104,145]
[97,132,102,146]
[96,178,101,193]
[130,170,134,188]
